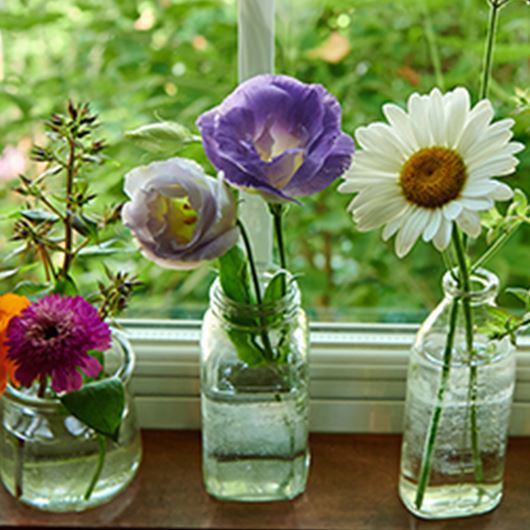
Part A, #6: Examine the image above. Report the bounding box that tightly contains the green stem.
[479,1,503,100]
[271,205,287,271]
[270,204,287,295]
[62,137,76,277]
[422,0,445,90]
[84,434,106,501]
[236,220,275,361]
[415,298,459,510]
[471,222,520,273]
[453,228,484,484]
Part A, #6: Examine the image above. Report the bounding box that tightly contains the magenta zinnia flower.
[6,295,111,394]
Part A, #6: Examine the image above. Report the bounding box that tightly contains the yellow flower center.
[399,147,467,208]
[156,196,198,244]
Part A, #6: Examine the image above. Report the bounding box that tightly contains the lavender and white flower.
[197,74,354,203]
[6,295,110,394]
[122,157,239,269]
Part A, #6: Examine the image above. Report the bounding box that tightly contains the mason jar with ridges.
[200,271,310,502]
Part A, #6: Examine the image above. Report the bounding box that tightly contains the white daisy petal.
[382,216,406,241]
[341,87,522,258]
[468,155,519,180]
[395,207,429,258]
[490,181,514,201]
[443,202,463,220]
[356,198,409,231]
[457,99,495,156]
[428,88,445,145]
[382,103,418,152]
[408,93,432,147]
[432,217,453,252]
[458,197,494,211]
[456,209,482,239]
[354,151,403,173]
[423,209,442,242]
[356,123,411,162]
[462,179,499,197]
[351,182,400,206]
[443,87,470,147]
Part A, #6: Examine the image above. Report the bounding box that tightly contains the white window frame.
[125,1,530,437]
[123,319,530,436]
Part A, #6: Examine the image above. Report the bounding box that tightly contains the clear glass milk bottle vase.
[399,268,515,519]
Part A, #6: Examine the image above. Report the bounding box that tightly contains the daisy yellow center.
[399,147,467,208]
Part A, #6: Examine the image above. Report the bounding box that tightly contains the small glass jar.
[399,269,515,519]
[200,272,310,502]
[0,330,142,512]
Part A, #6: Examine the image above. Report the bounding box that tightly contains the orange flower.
[0,293,31,394]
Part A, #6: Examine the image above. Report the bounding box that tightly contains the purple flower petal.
[6,295,111,394]
[79,354,103,379]
[122,157,239,269]
[197,74,354,202]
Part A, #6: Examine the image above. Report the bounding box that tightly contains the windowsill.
[1,430,529,530]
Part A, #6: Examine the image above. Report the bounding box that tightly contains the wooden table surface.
[0,431,528,530]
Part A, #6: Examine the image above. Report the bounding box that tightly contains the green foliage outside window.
[0,0,528,321]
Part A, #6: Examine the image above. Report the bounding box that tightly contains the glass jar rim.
[442,267,499,301]
[210,269,301,321]
[2,328,135,411]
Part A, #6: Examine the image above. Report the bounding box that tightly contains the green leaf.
[20,209,60,223]
[486,305,512,323]
[227,330,266,366]
[218,246,253,304]
[125,121,199,154]
[506,287,530,309]
[73,214,99,238]
[79,241,134,257]
[54,275,79,296]
[512,189,529,218]
[60,378,125,442]
[14,281,52,296]
[0,268,20,281]
[263,271,289,303]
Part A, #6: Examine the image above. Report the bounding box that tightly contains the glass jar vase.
[399,269,515,519]
[200,272,310,502]
[0,330,142,512]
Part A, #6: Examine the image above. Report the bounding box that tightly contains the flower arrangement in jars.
[0,103,142,512]
[338,0,529,520]
[123,74,354,501]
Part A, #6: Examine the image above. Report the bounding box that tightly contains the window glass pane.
[0,0,528,322]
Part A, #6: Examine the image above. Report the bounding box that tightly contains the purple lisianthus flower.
[122,157,239,269]
[6,295,110,394]
[196,74,355,203]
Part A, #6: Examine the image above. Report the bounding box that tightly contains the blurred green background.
[0,0,529,321]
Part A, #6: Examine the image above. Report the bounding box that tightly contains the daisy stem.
[479,0,503,100]
[414,297,459,510]
[453,228,484,485]
[421,0,445,91]
[84,434,106,501]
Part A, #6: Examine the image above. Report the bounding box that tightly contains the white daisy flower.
[338,87,525,258]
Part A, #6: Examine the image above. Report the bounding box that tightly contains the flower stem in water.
[84,434,107,501]
[414,298,459,510]
[236,220,275,361]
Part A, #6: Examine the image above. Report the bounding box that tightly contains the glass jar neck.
[442,267,499,306]
[2,329,134,411]
[210,271,301,329]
